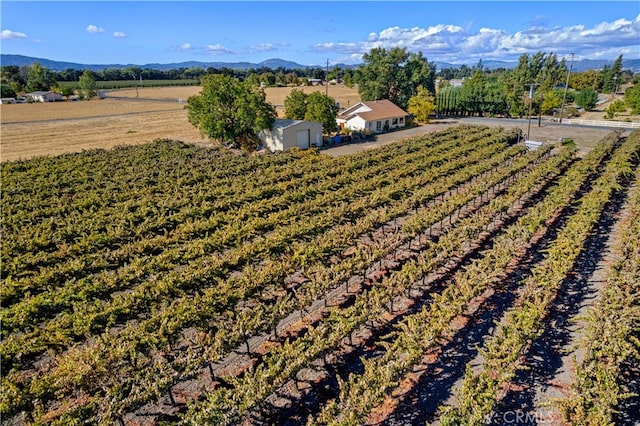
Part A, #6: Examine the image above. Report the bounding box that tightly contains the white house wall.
[344,116,367,131]
[365,116,406,133]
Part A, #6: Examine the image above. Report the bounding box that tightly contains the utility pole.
[525,83,539,140]
[559,53,574,124]
[325,59,329,97]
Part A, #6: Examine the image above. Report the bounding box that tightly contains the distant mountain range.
[2,54,639,73]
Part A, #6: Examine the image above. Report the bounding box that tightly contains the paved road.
[321,116,627,157]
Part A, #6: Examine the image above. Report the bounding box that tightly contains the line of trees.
[435,53,634,119]
[0,63,357,97]
[2,52,635,108]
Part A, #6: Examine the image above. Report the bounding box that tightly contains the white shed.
[25,91,63,102]
[259,119,323,152]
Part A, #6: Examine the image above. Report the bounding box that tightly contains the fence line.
[562,119,640,129]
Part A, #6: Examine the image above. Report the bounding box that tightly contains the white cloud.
[86,24,105,34]
[249,42,289,53]
[180,42,192,51]
[252,43,276,52]
[204,44,234,55]
[314,15,640,63]
[1,29,27,40]
[113,32,126,38]
[314,42,362,54]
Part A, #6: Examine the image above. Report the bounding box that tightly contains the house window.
[399,117,404,124]
[376,121,381,131]
[392,118,398,125]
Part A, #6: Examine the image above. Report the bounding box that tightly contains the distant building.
[259,119,323,152]
[336,99,408,133]
[25,91,63,102]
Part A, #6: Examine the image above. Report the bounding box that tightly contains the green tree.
[602,55,623,94]
[1,65,25,93]
[187,74,276,151]
[540,89,563,114]
[503,52,566,118]
[304,91,339,134]
[407,85,436,123]
[436,85,461,116]
[355,47,435,110]
[285,72,299,86]
[260,72,276,87]
[343,70,354,88]
[276,71,287,86]
[484,80,508,116]
[24,62,56,92]
[624,83,640,114]
[575,87,598,111]
[458,70,487,116]
[245,73,260,87]
[1,83,16,98]
[284,88,307,120]
[60,85,76,98]
[79,70,97,99]
[604,99,626,119]
[571,70,601,91]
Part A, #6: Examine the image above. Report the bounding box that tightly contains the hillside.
[3,53,640,72]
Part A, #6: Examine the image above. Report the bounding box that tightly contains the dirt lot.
[0,85,635,162]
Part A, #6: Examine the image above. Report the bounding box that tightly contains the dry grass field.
[0,100,207,162]
[113,84,363,110]
[0,85,361,162]
[1,83,636,162]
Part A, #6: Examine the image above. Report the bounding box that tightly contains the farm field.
[1,125,639,425]
[0,83,634,162]
[0,98,207,162]
[111,84,363,110]
[0,85,360,162]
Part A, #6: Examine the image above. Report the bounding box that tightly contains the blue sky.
[1,1,639,66]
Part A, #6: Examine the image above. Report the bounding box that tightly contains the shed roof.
[272,118,304,129]
[271,118,322,130]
